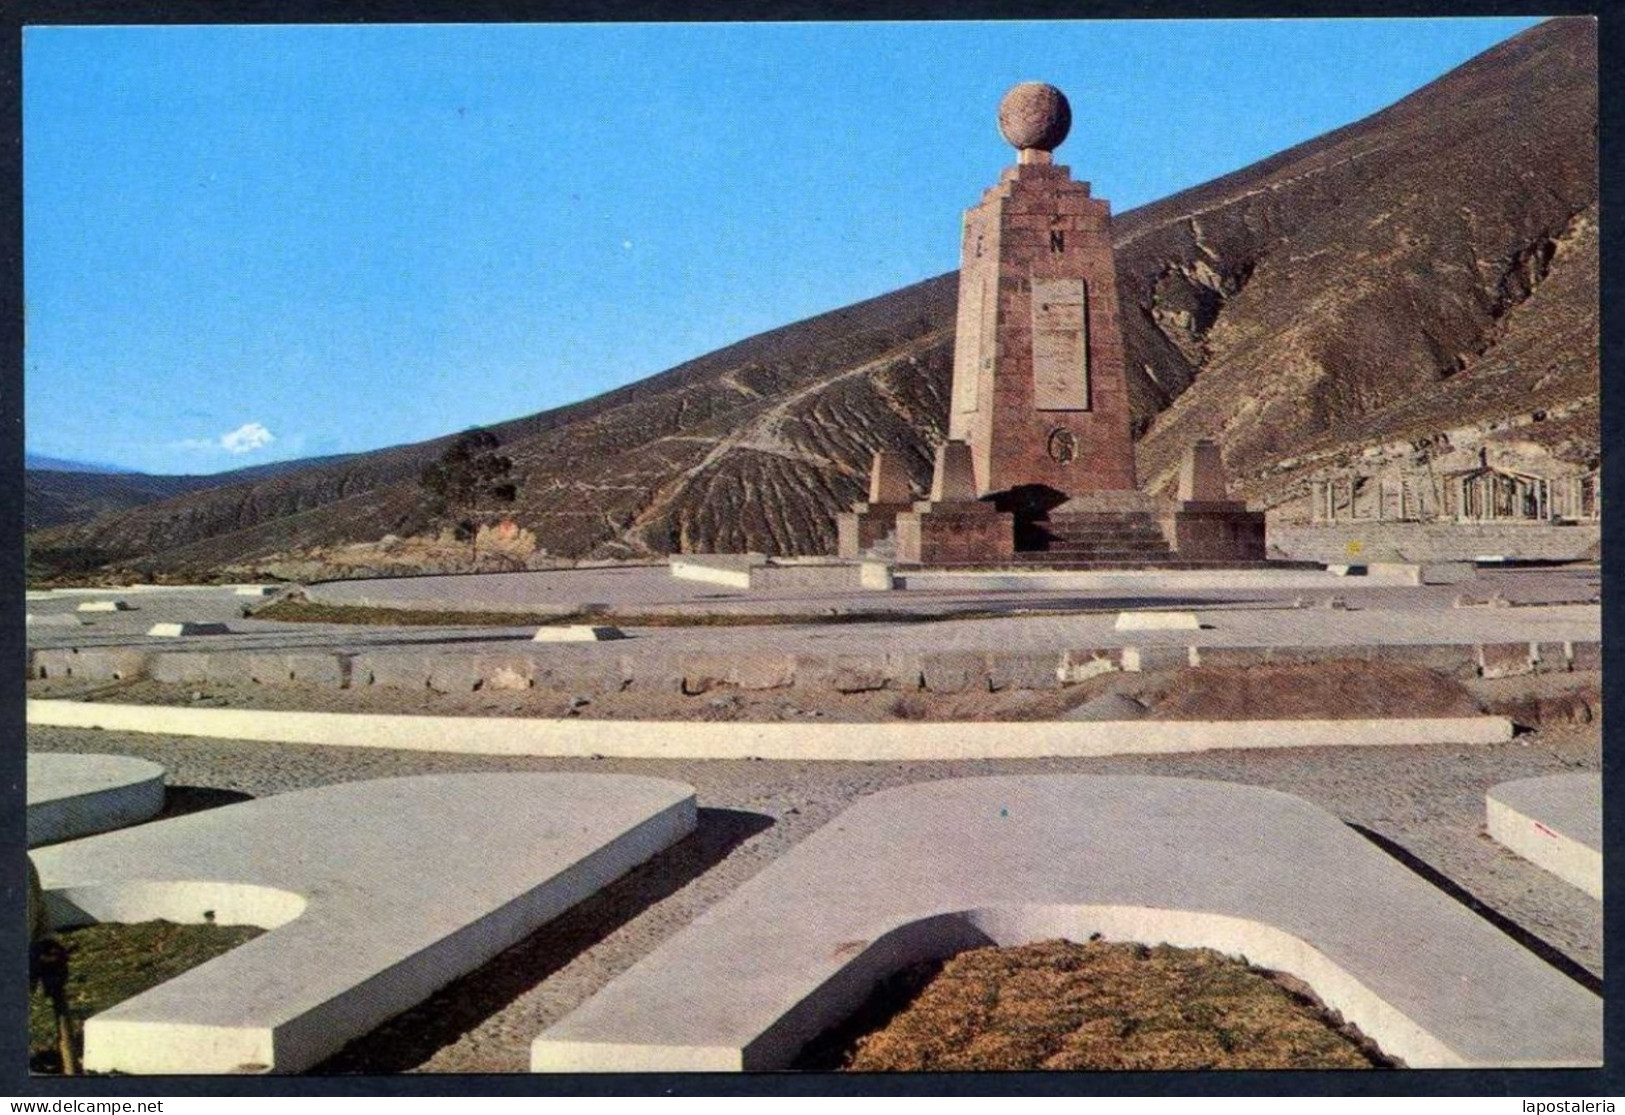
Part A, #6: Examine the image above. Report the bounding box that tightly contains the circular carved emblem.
[1046,428,1078,465]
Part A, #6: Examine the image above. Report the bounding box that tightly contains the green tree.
[420,428,518,519]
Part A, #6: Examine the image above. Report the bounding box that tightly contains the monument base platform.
[894,501,1015,565]
[1013,491,1267,566]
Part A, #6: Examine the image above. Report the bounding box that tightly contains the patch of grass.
[252,597,1021,629]
[254,598,585,627]
[30,920,264,1074]
[804,939,1392,1071]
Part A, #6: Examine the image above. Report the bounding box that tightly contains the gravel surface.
[26,705,1601,1074]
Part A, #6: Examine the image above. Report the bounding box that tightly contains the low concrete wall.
[669,557,864,592]
[667,557,757,589]
[1486,774,1602,900]
[29,640,1600,694]
[1269,523,1599,563]
[532,776,1600,1070]
[748,563,863,592]
[26,753,167,847]
[27,700,1514,760]
[33,773,696,1074]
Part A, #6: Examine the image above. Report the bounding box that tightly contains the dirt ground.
[29,661,1601,729]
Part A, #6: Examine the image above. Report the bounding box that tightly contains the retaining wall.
[1269,523,1599,563]
[27,640,1599,696]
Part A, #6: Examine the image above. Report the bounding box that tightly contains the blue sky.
[24,17,1545,475]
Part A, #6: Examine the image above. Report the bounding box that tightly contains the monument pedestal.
[893,439,1014,564]
[1160,501,1267,561]
[894,501,1014,565]
[837,502,914,559]
[836,450,919,559]
[1158,439,1265,561]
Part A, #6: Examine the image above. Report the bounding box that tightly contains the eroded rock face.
[28,19,1597,575]
[1116,19,1597,508]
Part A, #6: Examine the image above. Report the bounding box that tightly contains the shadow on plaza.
[154,784,256,821]
[1347,823,1601,994]
[309,806,776,1074]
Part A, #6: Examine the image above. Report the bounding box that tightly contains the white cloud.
[220,422,275,454]
[171,422,276,455]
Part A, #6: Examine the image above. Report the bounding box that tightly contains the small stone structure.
[1162,439,1267,561]
[146,622,231,637]
[836,83,1264,567]
[531,625,627,642]
[27,613,84,628]
[891,442,1014,564]
[836,451,916,558]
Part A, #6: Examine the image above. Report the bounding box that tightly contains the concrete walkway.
[1487,773,1602,900]
[32,773,696,1073]
[26,752,166,847]
[531,775,1601,1071]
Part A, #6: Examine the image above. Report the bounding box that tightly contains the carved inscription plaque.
[1031,278,1090,411]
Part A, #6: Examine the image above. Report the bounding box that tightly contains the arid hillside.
[28,18,1596,579]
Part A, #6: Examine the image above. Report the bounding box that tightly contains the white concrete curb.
[27,700,1514,760]
[1487,773,1602,900]
[26,753,167,847]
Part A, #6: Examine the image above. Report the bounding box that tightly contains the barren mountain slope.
[1118,17,1596,498]
[27,18,1596,575]
[30,276,957,567]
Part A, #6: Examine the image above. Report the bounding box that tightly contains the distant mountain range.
[25,453,139,474]
[25,454,361,533]
[26,18,1597,580]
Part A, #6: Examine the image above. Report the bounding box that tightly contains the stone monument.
[1165,438,1266,560]
[839,81,1265,566]
[952,81,1138,505]
[836,450,915,558]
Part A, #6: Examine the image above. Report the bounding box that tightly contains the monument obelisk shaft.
[838,81,1264,566]
[949,83,1138,501]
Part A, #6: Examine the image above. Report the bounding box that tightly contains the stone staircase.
[869,511,1282,569]
[1016,511,1180,566]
